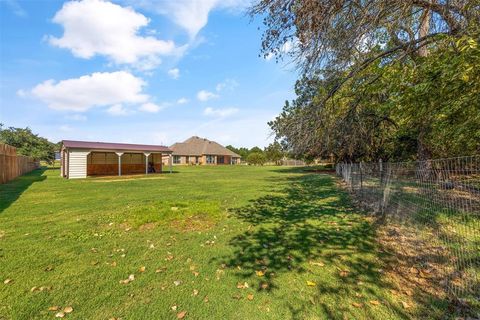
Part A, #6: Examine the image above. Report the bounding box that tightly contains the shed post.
[115,152,124,176]
[169,154,172,173]
[144,152,151,174]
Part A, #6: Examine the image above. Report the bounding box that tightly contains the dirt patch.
[376,223,479,316]
[138,222,157,232]
[169,214,216,232]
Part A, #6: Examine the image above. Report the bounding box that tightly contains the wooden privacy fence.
[0,143,40,184]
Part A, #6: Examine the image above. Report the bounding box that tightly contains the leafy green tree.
[247,152,267,165]
[264,141,284,165]
[249,146,263,154]
[252,0,479,161]
[0,125,56,163]
[226,145,250,160]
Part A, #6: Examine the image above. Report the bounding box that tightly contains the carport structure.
[60,140,173,179]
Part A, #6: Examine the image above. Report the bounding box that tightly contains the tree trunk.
[418,8,431,57]
[417,7,432,162]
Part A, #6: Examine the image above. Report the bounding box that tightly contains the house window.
[217,156,224,164]
[195,157,199,164]
[206,155,215,164]
[173,155,181,164]
[186,156,189,164]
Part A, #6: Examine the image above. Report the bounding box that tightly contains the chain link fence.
[336,156,479,303]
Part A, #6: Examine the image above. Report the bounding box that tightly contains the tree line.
[0,124,57,163]
[226,141,288,165]
[250,0,480,162]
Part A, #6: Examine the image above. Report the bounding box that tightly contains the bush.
[247,152,266,165]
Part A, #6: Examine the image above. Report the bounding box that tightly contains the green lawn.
[0,166,450,319]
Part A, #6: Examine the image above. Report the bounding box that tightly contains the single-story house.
[60,140,173,179]
[168,136,241,165]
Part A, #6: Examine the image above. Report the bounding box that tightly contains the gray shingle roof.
[170,136,240,157]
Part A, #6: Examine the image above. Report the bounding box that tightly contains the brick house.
[168,136,241,165]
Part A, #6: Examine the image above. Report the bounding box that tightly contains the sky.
[0,0,298,148]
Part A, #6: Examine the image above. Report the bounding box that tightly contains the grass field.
[0,166,452,319]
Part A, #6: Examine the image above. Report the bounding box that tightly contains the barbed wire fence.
[336,156,479,304]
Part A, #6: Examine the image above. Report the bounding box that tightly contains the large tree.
[0,125,56,163]
[252,0,480,161]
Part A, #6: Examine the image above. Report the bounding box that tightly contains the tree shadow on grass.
[215,172,450,319]
[0,168,46,213]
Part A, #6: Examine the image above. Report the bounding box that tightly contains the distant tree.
[264,141,284,165]
[249,146,263,154]
[247,152,267,166]
[0,124,56,163]
[226,145,250,160]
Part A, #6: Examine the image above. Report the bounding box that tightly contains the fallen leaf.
[30,286,38,292]
[232,294,242,300]
[174,280,181,286]
[189,265,196,271]
[306,281,316,287]
[247,293,254,301]
[3,279,12,284]
[192,272,199,277]
[203,296,209,303]
[260,282,269,290]
[339,270,349,277]
[55,312,65,318]
[352,302,363,308]
[401,301,411,309]
[139,266,146,273]
[369,300,381,306]
[120,274,135,284]
[310,261,325,267]
[193,289,199,296]
[64,306,73,313]
[45,265,54,271]
[171,305,177,311]
[48,306,59,311]
[177,311,186,319]
[403,289,413,296]
[255,270,265,277]
[236,282,249,289]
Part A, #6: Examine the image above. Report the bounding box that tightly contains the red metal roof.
[62,140,172,153]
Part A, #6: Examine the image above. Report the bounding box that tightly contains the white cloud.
[168,68,180,79]
[203,107,238,118]
[65,114,87,121]
[139,102,164,113]
[16,89,27,97]
[107,104,130,116]
[197,90,219,102]
[59,124,73,132]
[4,0,27,17]
[216,78,238,92]
[264,52,274,61]
[177,97,189,104]
[135,0,248,39]
[48,0,177,70]
[281,40,293,53]
[31,71,148,112]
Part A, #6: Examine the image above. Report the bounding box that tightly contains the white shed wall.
[68,150,90,179]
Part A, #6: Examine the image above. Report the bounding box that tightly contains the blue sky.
[0,0,297,148]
